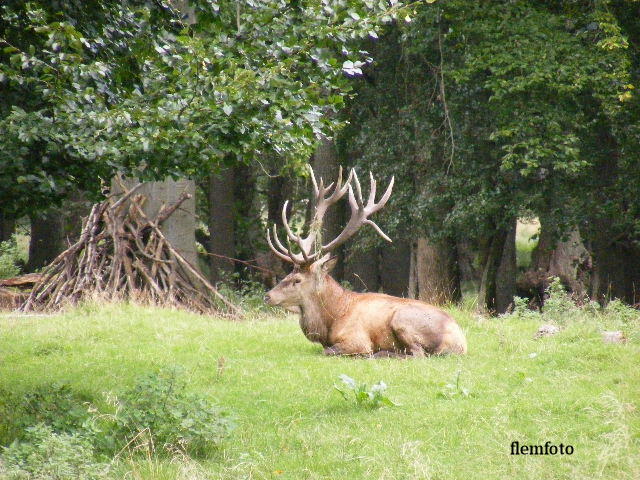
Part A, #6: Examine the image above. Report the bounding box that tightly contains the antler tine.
[324,181,335,195]
[281,200,314,263]
[320,170,394,254]
[281,200,299,243]
[307,164,319,198]
[272,224,290,255]
[352,169,364,208]
[267,227,295,263]
[364,219,392,242]
[368,171,377,206]
[324,166,342,200]
[326,166,353,201]
[378,175,395,207]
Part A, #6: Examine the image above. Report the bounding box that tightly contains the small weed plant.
[542,277,578,323]
[512,295,539,321]
[334,374,398,408]
[438,371,473,400]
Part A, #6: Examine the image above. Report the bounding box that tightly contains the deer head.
[264,165,394,308]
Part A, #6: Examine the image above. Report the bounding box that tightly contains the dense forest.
[1,0,639,313]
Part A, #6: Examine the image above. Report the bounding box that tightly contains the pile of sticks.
[20,183,239,316]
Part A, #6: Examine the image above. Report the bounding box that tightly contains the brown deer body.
[264,166,467,357]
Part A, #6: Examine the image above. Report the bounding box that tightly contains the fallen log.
[0,273,44,289]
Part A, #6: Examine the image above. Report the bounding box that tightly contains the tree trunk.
[521,224,591,302]
[343,245,380,292]
[456,239,479,287]
[583,117,640,304]
[379,240,411,297]
[0,213,15,243]
[312,136,344,280]
[208,168,235,284]
[26,210,64,272]
[479,219,516,314]
[495,219,517,313]
[589,235,640,304]
[233,163,260,274]
[411,237,461,305]
[114,177,198,267]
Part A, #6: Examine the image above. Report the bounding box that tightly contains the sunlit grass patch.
[0,300,638,479]
[516,218,540,269]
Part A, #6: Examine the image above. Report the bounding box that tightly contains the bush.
[0,368,234,478]
[1,424,110,480]
[0,385,93,447]
[509,277,640,332]
[542,277,578,322]
[0,237,24,279]
[21,384,93,435]
[215,271,272,312]
[511,277,581,324]
[108,367,234,457]
[603,299,639,324]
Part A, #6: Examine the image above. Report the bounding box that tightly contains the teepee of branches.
[20,182,240,316]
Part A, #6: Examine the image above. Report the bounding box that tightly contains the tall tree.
[312,137,345,280]
[0,213,14,244]
[208,167,235,284]
[411,238,460,305]
[26,209,63,272]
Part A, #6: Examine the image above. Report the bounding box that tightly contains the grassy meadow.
[0,299,638,480]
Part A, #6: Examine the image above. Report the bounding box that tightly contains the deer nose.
[264,293,271,304]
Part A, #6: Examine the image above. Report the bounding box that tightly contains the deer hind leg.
[323,339,373,357]
[370,350,410,359]
[390,309,443,357]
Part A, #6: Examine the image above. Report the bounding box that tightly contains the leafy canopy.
[0,0,413,216]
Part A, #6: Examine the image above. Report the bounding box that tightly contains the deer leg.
[390,324,426,357]
[323,345,345,356]
[323,340,372,356]
[370,350,409,359]
[390,309,442,357]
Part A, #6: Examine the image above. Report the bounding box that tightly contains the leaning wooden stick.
[20,183,240,316]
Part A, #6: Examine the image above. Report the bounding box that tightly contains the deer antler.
[267,165,394,265]
[321,170,394,253]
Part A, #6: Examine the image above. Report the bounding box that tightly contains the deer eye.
[293,278,302,285]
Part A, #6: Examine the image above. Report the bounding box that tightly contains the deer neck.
[299,275,351,347]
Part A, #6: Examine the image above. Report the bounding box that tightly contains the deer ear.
[310,256,338,275]
[321,256,339,273]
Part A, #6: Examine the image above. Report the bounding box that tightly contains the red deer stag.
[264,166,467,357]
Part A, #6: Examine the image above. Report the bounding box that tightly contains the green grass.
[1,302,638,479]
